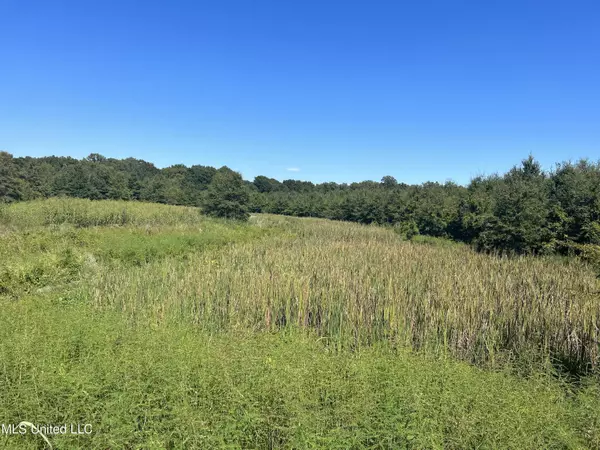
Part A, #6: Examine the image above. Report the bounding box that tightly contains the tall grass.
[81,214,600,373]
[2,200,599,371]
[0,223,268,299]
[2,199,600,447]
[0,197,203,229]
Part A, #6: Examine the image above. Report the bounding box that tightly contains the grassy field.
[1,198,600,449]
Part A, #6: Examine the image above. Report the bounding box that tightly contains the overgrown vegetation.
[3,301,600,449]
[2,152,599,262]
[1,199,600,448]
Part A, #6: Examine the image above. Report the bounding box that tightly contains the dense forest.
[1,151,599,260]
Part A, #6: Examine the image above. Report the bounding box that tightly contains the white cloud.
[286,167,300,172]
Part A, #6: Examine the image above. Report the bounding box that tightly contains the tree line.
[1,151,599,259]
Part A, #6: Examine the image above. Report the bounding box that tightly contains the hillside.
[2,152,600,260]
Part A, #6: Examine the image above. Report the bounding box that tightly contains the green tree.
[253,175,281,193]
[202,167,250,220]
[381,175,398,188]
[0,152,24,202]
[477,157,552,253]
[549,160,600,245]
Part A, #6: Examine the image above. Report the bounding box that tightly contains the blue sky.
[1,0,599,185]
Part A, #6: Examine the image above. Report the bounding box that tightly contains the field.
[1,198,600,449]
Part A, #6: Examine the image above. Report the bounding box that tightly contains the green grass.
[1,199,600,448]
[0,197,204,229]
[2,299,599,449]
[0,216,269,298]
[408,234,464,247]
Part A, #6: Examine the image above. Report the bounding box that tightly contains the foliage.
[202,167,250,220]
[2,153,600,256]
[0,151,24,202]
[393,219,419,239]
[1,199,600,448]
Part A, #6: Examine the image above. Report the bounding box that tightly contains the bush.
[394,220,420,240]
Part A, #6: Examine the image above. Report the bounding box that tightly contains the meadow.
[1,198,600,449]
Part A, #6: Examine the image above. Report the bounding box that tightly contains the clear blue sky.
[1,0,599,184]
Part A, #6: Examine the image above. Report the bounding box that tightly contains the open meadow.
[1,198,600,449]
